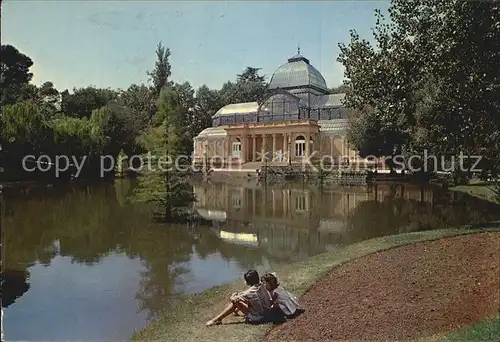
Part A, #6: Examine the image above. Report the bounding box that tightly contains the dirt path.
[264,232,500,341]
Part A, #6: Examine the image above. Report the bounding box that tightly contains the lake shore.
[131,226,500,342]
[450,181,499,204]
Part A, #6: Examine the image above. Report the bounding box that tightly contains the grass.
[131,226,500,342]
[450,180,499,203]
[422,314,500,341]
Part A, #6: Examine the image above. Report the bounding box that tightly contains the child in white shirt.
[261,272,300,318]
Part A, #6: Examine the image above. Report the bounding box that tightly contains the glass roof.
[269,53,328,91]
[318,119,349,136]
[213,102,259,117]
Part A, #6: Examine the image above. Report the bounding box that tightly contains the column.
[317,133,323,157]
[290,133,295,162]
[241,134,246,163]
[305,132,310,157]
[282,133,287,163]
[252,135,256,162]
[272,134,276,162]
[225,136,230,164]
[330,136,334,158]
[261,133,267,161]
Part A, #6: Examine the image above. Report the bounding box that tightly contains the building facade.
[192,51,363,169]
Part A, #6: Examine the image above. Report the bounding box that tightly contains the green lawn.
[423,314,500,341]
[131,227,500,342]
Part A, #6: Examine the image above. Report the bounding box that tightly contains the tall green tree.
[0,45,34,104]
[235,66,267,103]
[132,87,194,222]
[338,0,500,176]
[148,41,172,97]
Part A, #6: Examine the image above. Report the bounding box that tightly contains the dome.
[269,52,328,92]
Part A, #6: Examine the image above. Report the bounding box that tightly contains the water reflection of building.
[369,183,434,204]
[193,181,436,259]
[193,182,372,259]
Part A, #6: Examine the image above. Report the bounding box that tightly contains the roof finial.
[297,43,300,55]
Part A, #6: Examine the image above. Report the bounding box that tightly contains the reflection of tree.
[114,178,134,207]
[126,225,196,319]
[1,269,30,308]
[345,188,500,245]
[3,181,198,317]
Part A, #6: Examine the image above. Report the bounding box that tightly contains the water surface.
[2,180,499,340]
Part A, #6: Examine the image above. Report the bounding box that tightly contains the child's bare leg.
[206,300,248,326]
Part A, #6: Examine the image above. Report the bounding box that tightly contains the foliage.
[338,0,500,175]
[132,87,195,222]
[50,116,94,156]
[329,83,351,94]
[114,149,128,177]
[1,101,50,154]
[0,45,34,105]
[148,41,172,97]
[117,83,154,131]
[60,86,118,118]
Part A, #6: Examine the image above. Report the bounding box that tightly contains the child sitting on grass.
[205,269,272,326]
[261,272,300,318]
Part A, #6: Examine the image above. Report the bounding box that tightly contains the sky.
[2,0,390,93]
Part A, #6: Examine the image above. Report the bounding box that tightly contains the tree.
[0,45,34,104]
[329,83,351,94]
[148,41,172,97]
[1,101,49,152]
[132,87,195,222]
[338,0,500,176]
[1,101,51,179]
[235,67,267,103]
[192,85,222,135]
[117,84,154,133]
[60,86,118,118]
[39,81,59,105]
[237,67,265,83]
[338,23,416,171]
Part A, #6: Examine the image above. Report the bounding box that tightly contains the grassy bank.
[423,314,500,341]
[131,226,500,342]
[450,181,499,203]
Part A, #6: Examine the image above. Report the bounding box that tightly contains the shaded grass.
[450,181,499,203]
[131,227,500,342]
[422,314,500,341]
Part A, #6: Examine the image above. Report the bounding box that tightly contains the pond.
[2,179,500,341]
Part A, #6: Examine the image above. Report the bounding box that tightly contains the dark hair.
[261,273,279,290]
[244,269,260,286]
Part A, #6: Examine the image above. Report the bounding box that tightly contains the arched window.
[295,135,313,157]
[295,135,306,157]
[231,137,242,158]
